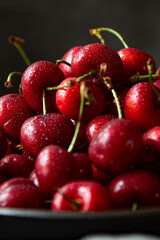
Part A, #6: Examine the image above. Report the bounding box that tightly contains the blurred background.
[0,0,160,95]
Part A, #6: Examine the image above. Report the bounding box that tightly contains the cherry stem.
[129,72,158,84]
[147,59,160,99]
[8,35,31,67]
[132,202,138,211]
[4,72,23,88]
[67,82,86,153]
[56,59,71,67]
[100,63,122,119]
[42,89,47,115]
[46,69,96,91]
[89,27,129,48]
[56,188,81,211]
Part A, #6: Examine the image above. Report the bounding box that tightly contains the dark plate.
[1,207,160,240]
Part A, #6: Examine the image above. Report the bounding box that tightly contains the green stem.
[67,82,85,153]
[129,72,158,84]
[46,69,96,91]
[9,35,31,67]
[132,202,138,211]
[76,69,96,83]
[90,27,129,48]
[4,71,23,88]
[43,88,47,115]
[56,59,71,67]
[100,63,122,119]
[56,188,81,211]
[111,89,122,119]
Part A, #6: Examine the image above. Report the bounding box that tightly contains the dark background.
[0,0,160,96]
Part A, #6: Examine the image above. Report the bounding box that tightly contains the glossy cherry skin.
[20,113,75,158]
[0,94,35,143]
[86,114,117,143]
[59,46,82,78]
[51,180,113,212]
[71,152,92,180]
[71,43,123,89]
[56,78,107,122]
[88,118,143,175]
[0,154,34,179]
[35,145,74,199]
[109,170,160,209]
[0,177,44,208]
[140,126,160,174]
[21,61,65,113]
[124,82,160,132]
[118,48,156,83]
[0,130,8,159]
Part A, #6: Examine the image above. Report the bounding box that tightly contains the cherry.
[21,60,65,113]
[35,144,74,199]
[124,82,160,132]
[20,113,75,158]
[58,46,82,78]
[0,93,35,143]
[118,48,157,84]
[86,114,117,143]
[51,180,113,212]
[88,118,143,175]
[140,126,160,174]
[71,43,123,89]
[0,177,44,208]
[0,130,8,159]
[56,78,107,122]
[0,154,34,179]
[108,170,160,209]
[71,152,92,180]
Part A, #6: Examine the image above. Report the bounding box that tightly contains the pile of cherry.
[0,27,160,212]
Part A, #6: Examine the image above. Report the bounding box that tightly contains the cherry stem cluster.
[8,35,31,67]
[89,27,129,49]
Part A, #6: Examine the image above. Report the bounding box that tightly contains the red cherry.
[140,126,160,174]
[71,152,92,180]
[59,46,82,78]
[0,94,35,143]
[0,177,44,208]
[20,113,75,158]
[0,154,34,179]
[71,43,123,89]
[51,180,113,211]
[124,82,160,132]
[118,48,156,83]
[109,170,160,208]
[88,118,143,175]
[56,78,107,122]
[35,145,74,199]
[86,114,117,143]
[21,61,65,113]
